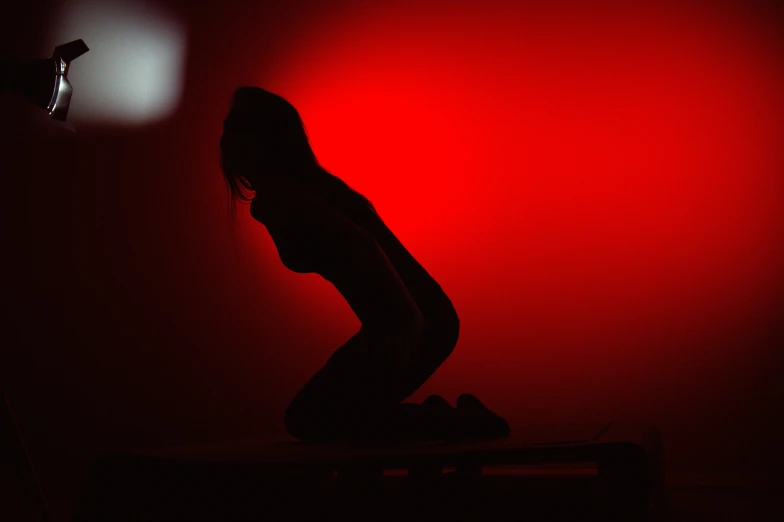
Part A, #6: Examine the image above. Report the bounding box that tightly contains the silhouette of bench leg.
[408,462,443,483]
[598,444,651,522]
[336,465,383,487]
[455,459,482,477]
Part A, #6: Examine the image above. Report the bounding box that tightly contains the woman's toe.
[456,393,486,411]
[456,393,511,440]
[421,395,460,442]
[422,394,452,412]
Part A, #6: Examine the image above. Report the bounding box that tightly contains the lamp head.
[16,39,89,121]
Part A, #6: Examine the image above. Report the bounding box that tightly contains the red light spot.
[251,1,784,413]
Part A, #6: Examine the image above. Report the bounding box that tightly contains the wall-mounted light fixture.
[1,39,89,121]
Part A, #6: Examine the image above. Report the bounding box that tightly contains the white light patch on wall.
[47,0,187,125]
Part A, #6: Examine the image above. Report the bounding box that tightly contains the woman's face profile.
[224,127,267,182]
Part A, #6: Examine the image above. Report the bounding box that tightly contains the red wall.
[2,0,783,519]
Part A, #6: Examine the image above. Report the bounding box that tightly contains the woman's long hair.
[220,86,376,222]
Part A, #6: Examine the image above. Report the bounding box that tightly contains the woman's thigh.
[290,331,410,411]
[284,326,457,441]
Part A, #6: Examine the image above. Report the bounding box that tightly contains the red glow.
[239,2,784,422]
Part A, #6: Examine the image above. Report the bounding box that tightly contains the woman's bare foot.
[455,393,511,441]
[421,394,461,443]
[346,394,508,447]
[348,398,456,448]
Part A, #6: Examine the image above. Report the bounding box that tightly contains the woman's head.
[219,86,377,223]
[220,87,319,211]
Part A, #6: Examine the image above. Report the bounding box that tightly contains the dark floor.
[7,465,784,521]
[666,485,784,522]
[66,464,784,521]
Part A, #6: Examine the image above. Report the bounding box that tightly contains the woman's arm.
[255,189,425,335]
[360,214,460,348]
[320,227,426,333]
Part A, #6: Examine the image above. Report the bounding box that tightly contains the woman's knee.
[284,395,319,441]
[285,391,347,442]
[285,408,314,442]
[424,315,460,365]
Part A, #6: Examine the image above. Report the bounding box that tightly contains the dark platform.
[72,421,668,521]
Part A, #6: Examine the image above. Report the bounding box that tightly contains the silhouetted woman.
[220,87,509,445]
